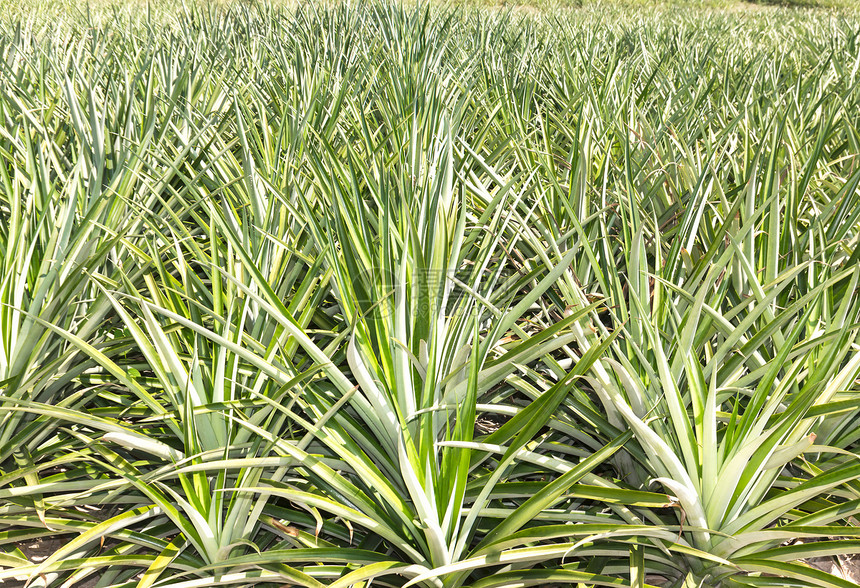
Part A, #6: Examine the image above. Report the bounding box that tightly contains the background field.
[1,0,860,587]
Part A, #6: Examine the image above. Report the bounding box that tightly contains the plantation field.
[2,0,860,586]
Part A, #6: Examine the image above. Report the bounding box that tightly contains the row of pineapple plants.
[1,1,860,586]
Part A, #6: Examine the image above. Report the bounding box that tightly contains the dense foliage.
[1,1,860,586]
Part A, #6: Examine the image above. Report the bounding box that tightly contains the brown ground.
[1,538,99,588]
